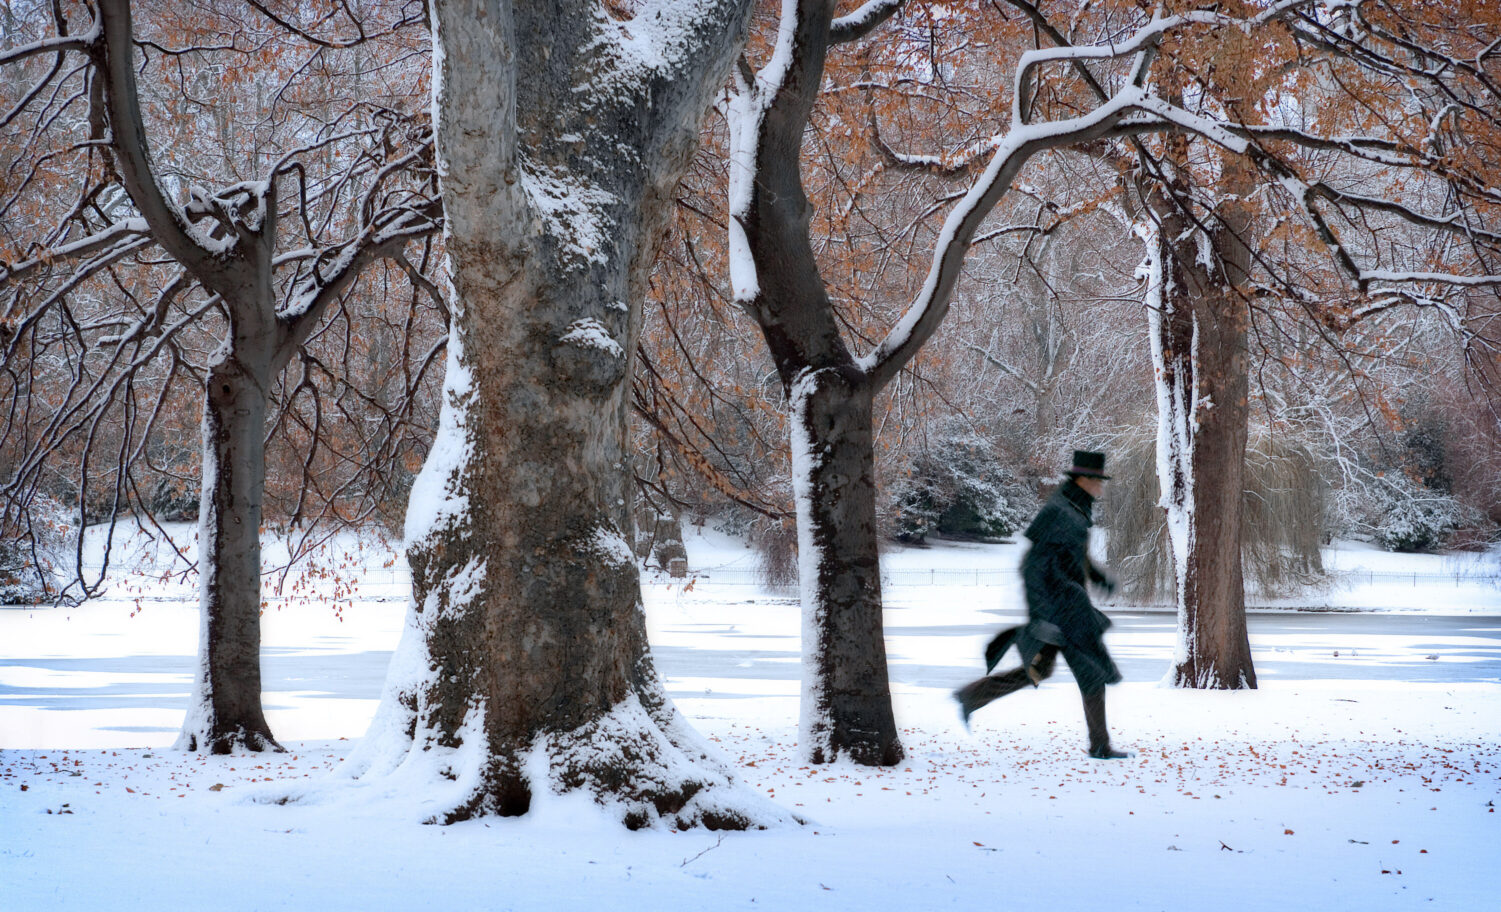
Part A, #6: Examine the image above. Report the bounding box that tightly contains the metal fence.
[673,566,1500,589]
[675,567,1025,587]
[1338,568,1501,587]
[269,564,1500,592]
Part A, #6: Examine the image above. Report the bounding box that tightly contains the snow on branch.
[1012,1,1315,126]
[859,82,1173,385]
[962,342,1042,395]
[0,28,97,68]
[1238,125,1425,171]
[870,122,1000,179]
[830,0,905,44]
[726,1,807,305]
[91,0,243,280]
[273,200,442,367]
[243,0,426,50]
[1302,181,1501,249]
[1260,157,1501,299]
[858,1,1350,387]
[0,218,150,286]
[731,0,887,307]
[1358,270,1501,289]
[596,0,755,137]
[1234,122,1501,211]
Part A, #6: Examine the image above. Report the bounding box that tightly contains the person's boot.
[1082,689,1131,759]
[954,685,980,729]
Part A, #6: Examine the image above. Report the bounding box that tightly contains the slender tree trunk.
[89,0,439,755]
[728,0,1199,764]
[1143,175,1258,690]
[176,353,280,752]
[1176,282,1254,688]
[727,3,907,766]
[791,367,902,765]
[728,0,1150,764]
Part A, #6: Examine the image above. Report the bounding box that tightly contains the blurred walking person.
[954,450,1130,759]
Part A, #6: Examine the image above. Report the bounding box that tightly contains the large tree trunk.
[346,0,780,828]
[791,367,902,766]
[1144,172,1258,690]
[175,354,280,752]
[369,252,750,825]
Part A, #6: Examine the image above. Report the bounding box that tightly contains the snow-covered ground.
[1,525,1498,911]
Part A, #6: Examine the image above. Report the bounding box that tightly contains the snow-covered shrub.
[889,425,1030,544]
[0,495,75,604]
[1369,475,1471,553]
[146,474,199,523]
[889,477,941,543]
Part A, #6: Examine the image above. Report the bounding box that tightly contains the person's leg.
[1081,688,1129,758]
[955,646,1056,724]
[954,668,1030,720]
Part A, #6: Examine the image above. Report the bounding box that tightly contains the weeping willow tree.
[754,519,800,594]
[1104,427,1325,604]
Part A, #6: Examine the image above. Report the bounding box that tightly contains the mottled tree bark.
[1144,154,1258,690]
[348,0,783,827]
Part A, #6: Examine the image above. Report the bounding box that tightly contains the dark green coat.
[1011,479,1121,693]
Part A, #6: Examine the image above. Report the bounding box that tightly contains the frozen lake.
[4,603,1497,743]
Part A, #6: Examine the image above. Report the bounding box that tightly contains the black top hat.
[1067,449,1110,479]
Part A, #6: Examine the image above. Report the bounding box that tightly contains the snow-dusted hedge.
[1367,475,1473,553]
[889,426,1031,544]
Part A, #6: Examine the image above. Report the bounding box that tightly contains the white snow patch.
[520,163,617,268]
[559,318,625,359]
[726,76,765,304]
[1138,220,1198,674]
[173,418,220,752]
[403,284,473,552]
[584,525,635,568]
[788,369,830,759]
[727,215,760,302]
[4,521,1501,909]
